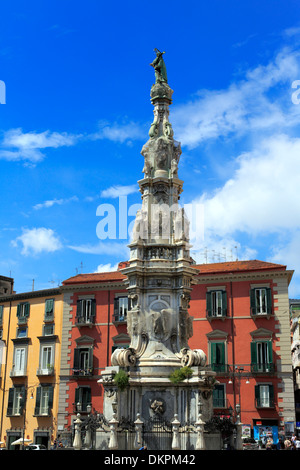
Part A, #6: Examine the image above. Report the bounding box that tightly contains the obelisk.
[100,50,216,431]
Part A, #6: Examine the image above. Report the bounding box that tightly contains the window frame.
[34,385,54,416]
[206,290,227,318]
[250,288,272,316]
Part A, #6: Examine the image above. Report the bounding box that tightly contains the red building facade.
[57,259,295,444]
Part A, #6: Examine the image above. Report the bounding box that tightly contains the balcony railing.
[72,368,93,377]
[113,312,127,324]
[210,363,230,373]
[255,397,275,408]
[10,367,27,377]
[75,316,95,327]
[36,366,55,376]
[251,363,275,374]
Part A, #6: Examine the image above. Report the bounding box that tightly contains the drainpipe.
[106,290,110,366]
[0,295,12,440]
[230,281,236,412]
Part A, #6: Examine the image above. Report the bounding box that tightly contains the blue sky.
[1,0,300,297]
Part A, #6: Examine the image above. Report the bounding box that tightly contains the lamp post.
[228,366,250,449]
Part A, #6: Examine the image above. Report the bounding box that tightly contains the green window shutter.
[250,289,256,315]
[206,292,212,317]
[251,342,257,371]
[16,304,21,318]
[7,388,14,415]
[48,386,54,413]
[88,347,93,369]
[213,384,225,407]
[24,303,30,317]
[255,385,260,406]
[74,387,80,408]
[211,342,225,371]
[0,305,3,323]
[266,288,272,314]
[211,342,216,367]
[73,349,80,369]
[114,298,119,316]
[269,384,274,406]
[45,299,54,316]
[76,300,82,318]
[91,299,96,317]
[35,387,41,415]
[217,343,225,371]
[267,341,273,364]
[222,291,227,316]
[20,386,26,414]
[83,387,91,410]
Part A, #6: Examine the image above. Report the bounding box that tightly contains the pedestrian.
[284,437,292,449]
[295,438,300,450]
[266,438,273,450]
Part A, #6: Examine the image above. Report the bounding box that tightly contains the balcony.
[255,397,275,409]
[210,363,230,373]
[10,367,27,377]
[36,366,55,376]
[251,363,275,374]
[75,316,95,328]
[72,367,93,377]
[112,312,127,325]
[206,308,227,321]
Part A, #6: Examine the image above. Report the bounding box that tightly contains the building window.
[74,386,91,412]
[7,386,26,416]
[213,384,226,408]
[73,347,93,376]
[114,296,131,323]
[34,385,54,416]
[255,384,274,408]
[250,288,272,315]
[210,341,226,372]
[16,327,27,338]
[38,345,54,375]
[251,341,274,373]
[43,324,54,336]
[16,302,30,323]
[206,291,227,318]
[12,346,27,376]
[76,299,96,325]
[44,299,54,321]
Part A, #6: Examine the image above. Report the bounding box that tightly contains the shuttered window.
[206,291,227,317]
[250,288,272,315]
[210,342,226,372]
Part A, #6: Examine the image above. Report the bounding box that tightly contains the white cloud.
[194,134,300,238]
[91,120,145,143]
[172,47,300,148]
[100,184,138,199]
[0,128,80,164]
[33,196,78,210]
[68,241,129,257]
[94,263,119,273]
[12,228,62,256]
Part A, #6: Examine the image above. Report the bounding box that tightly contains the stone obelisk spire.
[100,51,216,434]
[112,49,205,373]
